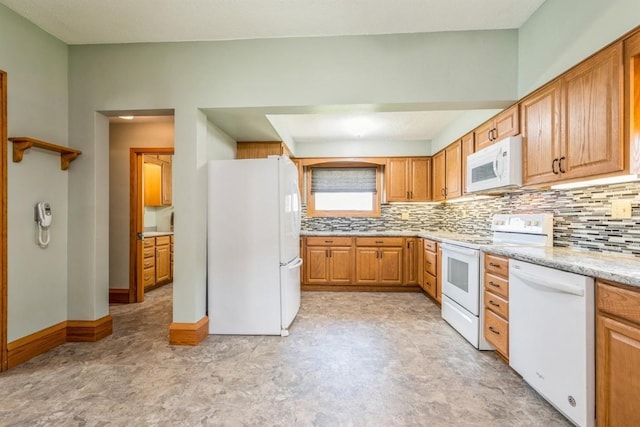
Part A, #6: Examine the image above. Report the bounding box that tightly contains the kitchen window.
[306,164,381,217]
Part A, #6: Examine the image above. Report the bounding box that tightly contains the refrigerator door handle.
[281,257,303,269]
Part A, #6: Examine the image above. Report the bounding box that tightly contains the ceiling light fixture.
[118,115,134,120]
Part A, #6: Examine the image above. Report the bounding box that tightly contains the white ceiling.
[0,0,546,45]
[1,0,546,151]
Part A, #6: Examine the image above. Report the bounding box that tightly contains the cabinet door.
[627,30,640,174]
[143,162,162,206]
[161,159,172,206]
[354,248,379,284]
[445,140,462,199]
[436,245,442,303]
[521,81,561,186]
[404,238,419,285]
[460,132,474,195]
[494,105,520,140]
[409,158,431,201]
[379,248,403,285]
[432,150,446,202]
[304,247,329,284]
[474,120,494,151]
[560,42,623,180]
[328,247,353,284]
[597,315,640,427]
[385,158,409,202]
[155,243,171,283]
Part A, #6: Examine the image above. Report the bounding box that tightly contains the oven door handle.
[440,243,478,258]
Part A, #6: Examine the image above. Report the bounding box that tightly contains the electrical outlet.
[611,199,632,219]
[401,212,410,221]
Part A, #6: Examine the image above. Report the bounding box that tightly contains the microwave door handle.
[493,150,502,179]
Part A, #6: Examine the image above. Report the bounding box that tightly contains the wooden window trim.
[306,162,382,218]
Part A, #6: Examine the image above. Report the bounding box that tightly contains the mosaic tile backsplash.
[301,181,640,256]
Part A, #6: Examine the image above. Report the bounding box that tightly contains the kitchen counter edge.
[301,231,640,288]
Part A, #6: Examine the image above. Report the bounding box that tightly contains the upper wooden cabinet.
[475,105,520,151]
[460,132,475,195]
[144,155,172,206]
[236,141,292,159]
[385,157,431,202]
[522,42,624,185]
[625,29,640,174]
[432,140,462,201]
[521,81,562,186]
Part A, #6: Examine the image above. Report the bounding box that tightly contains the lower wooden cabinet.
[483,254,509,360]
[596,279,640,427]
[421,238,439,301]
[304,237,353,284]
[302,236,422,289]
[143,234,173,291]
[354,237,403,285]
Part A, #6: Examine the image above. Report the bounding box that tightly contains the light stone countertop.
[301,230,640,288]
[143,231,174,237]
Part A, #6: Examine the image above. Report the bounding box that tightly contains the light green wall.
[518,0,640,97]
[66,30,518,324]
[0,5,69,341]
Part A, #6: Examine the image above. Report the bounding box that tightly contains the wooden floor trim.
[109,288,131,304]
[6,321,67,369]
[169,316,208,346]
[67,315,113,342]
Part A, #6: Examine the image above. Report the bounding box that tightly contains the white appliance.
[509,260,595,427]
[440,213,552,350]
[467,135,522,193]
[207,156,302,336]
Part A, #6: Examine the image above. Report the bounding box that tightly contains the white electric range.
[440,213,553,350]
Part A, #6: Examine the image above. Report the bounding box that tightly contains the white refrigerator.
[207,156,302,336]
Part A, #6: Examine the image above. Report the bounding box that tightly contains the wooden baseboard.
[302,284,422,292]
[109,288,131,304]
[6,321,67,369]
[169,316,208,346]
[67,315,113,342]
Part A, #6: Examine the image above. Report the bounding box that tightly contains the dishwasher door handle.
[511,269,585,296]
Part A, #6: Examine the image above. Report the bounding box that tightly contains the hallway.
[0,286,569,426]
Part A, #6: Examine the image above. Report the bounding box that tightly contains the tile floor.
[0,285,570,426]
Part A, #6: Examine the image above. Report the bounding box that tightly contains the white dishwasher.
[509,259,595,427]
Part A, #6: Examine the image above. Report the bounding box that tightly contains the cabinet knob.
[552,158,559,174]
[488,326,500,335]
[558,156,566,174]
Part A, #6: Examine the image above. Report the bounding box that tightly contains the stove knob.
[531,221,539,226]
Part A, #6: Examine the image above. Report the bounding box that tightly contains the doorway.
[1,70,7,371]
[129,148,174,303]
[107,114,174,304]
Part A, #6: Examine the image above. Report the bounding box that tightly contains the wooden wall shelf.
[9,137,81,170]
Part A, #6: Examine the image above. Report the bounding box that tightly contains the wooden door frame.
[129,147,174,303]
[1,70,8,371]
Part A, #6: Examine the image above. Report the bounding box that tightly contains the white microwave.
[466,135,522,193]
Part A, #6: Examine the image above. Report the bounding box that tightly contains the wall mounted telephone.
[35,202,52,248]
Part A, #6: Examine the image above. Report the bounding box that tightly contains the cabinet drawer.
[423,239,437,252]
[485,254,509,278]
[597,280,640,325]
[423,250,437,276]
[143,247,155,259]
[143,257,155,269]
[423,272,436,296]
[485,309,509,357]
[484,272,509,299]
[306,236,353,246]
[143,267,155,287]
[144,238,155,248]
[484,290,509,320]
[355,237,404,247]
[156,235,171,246]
